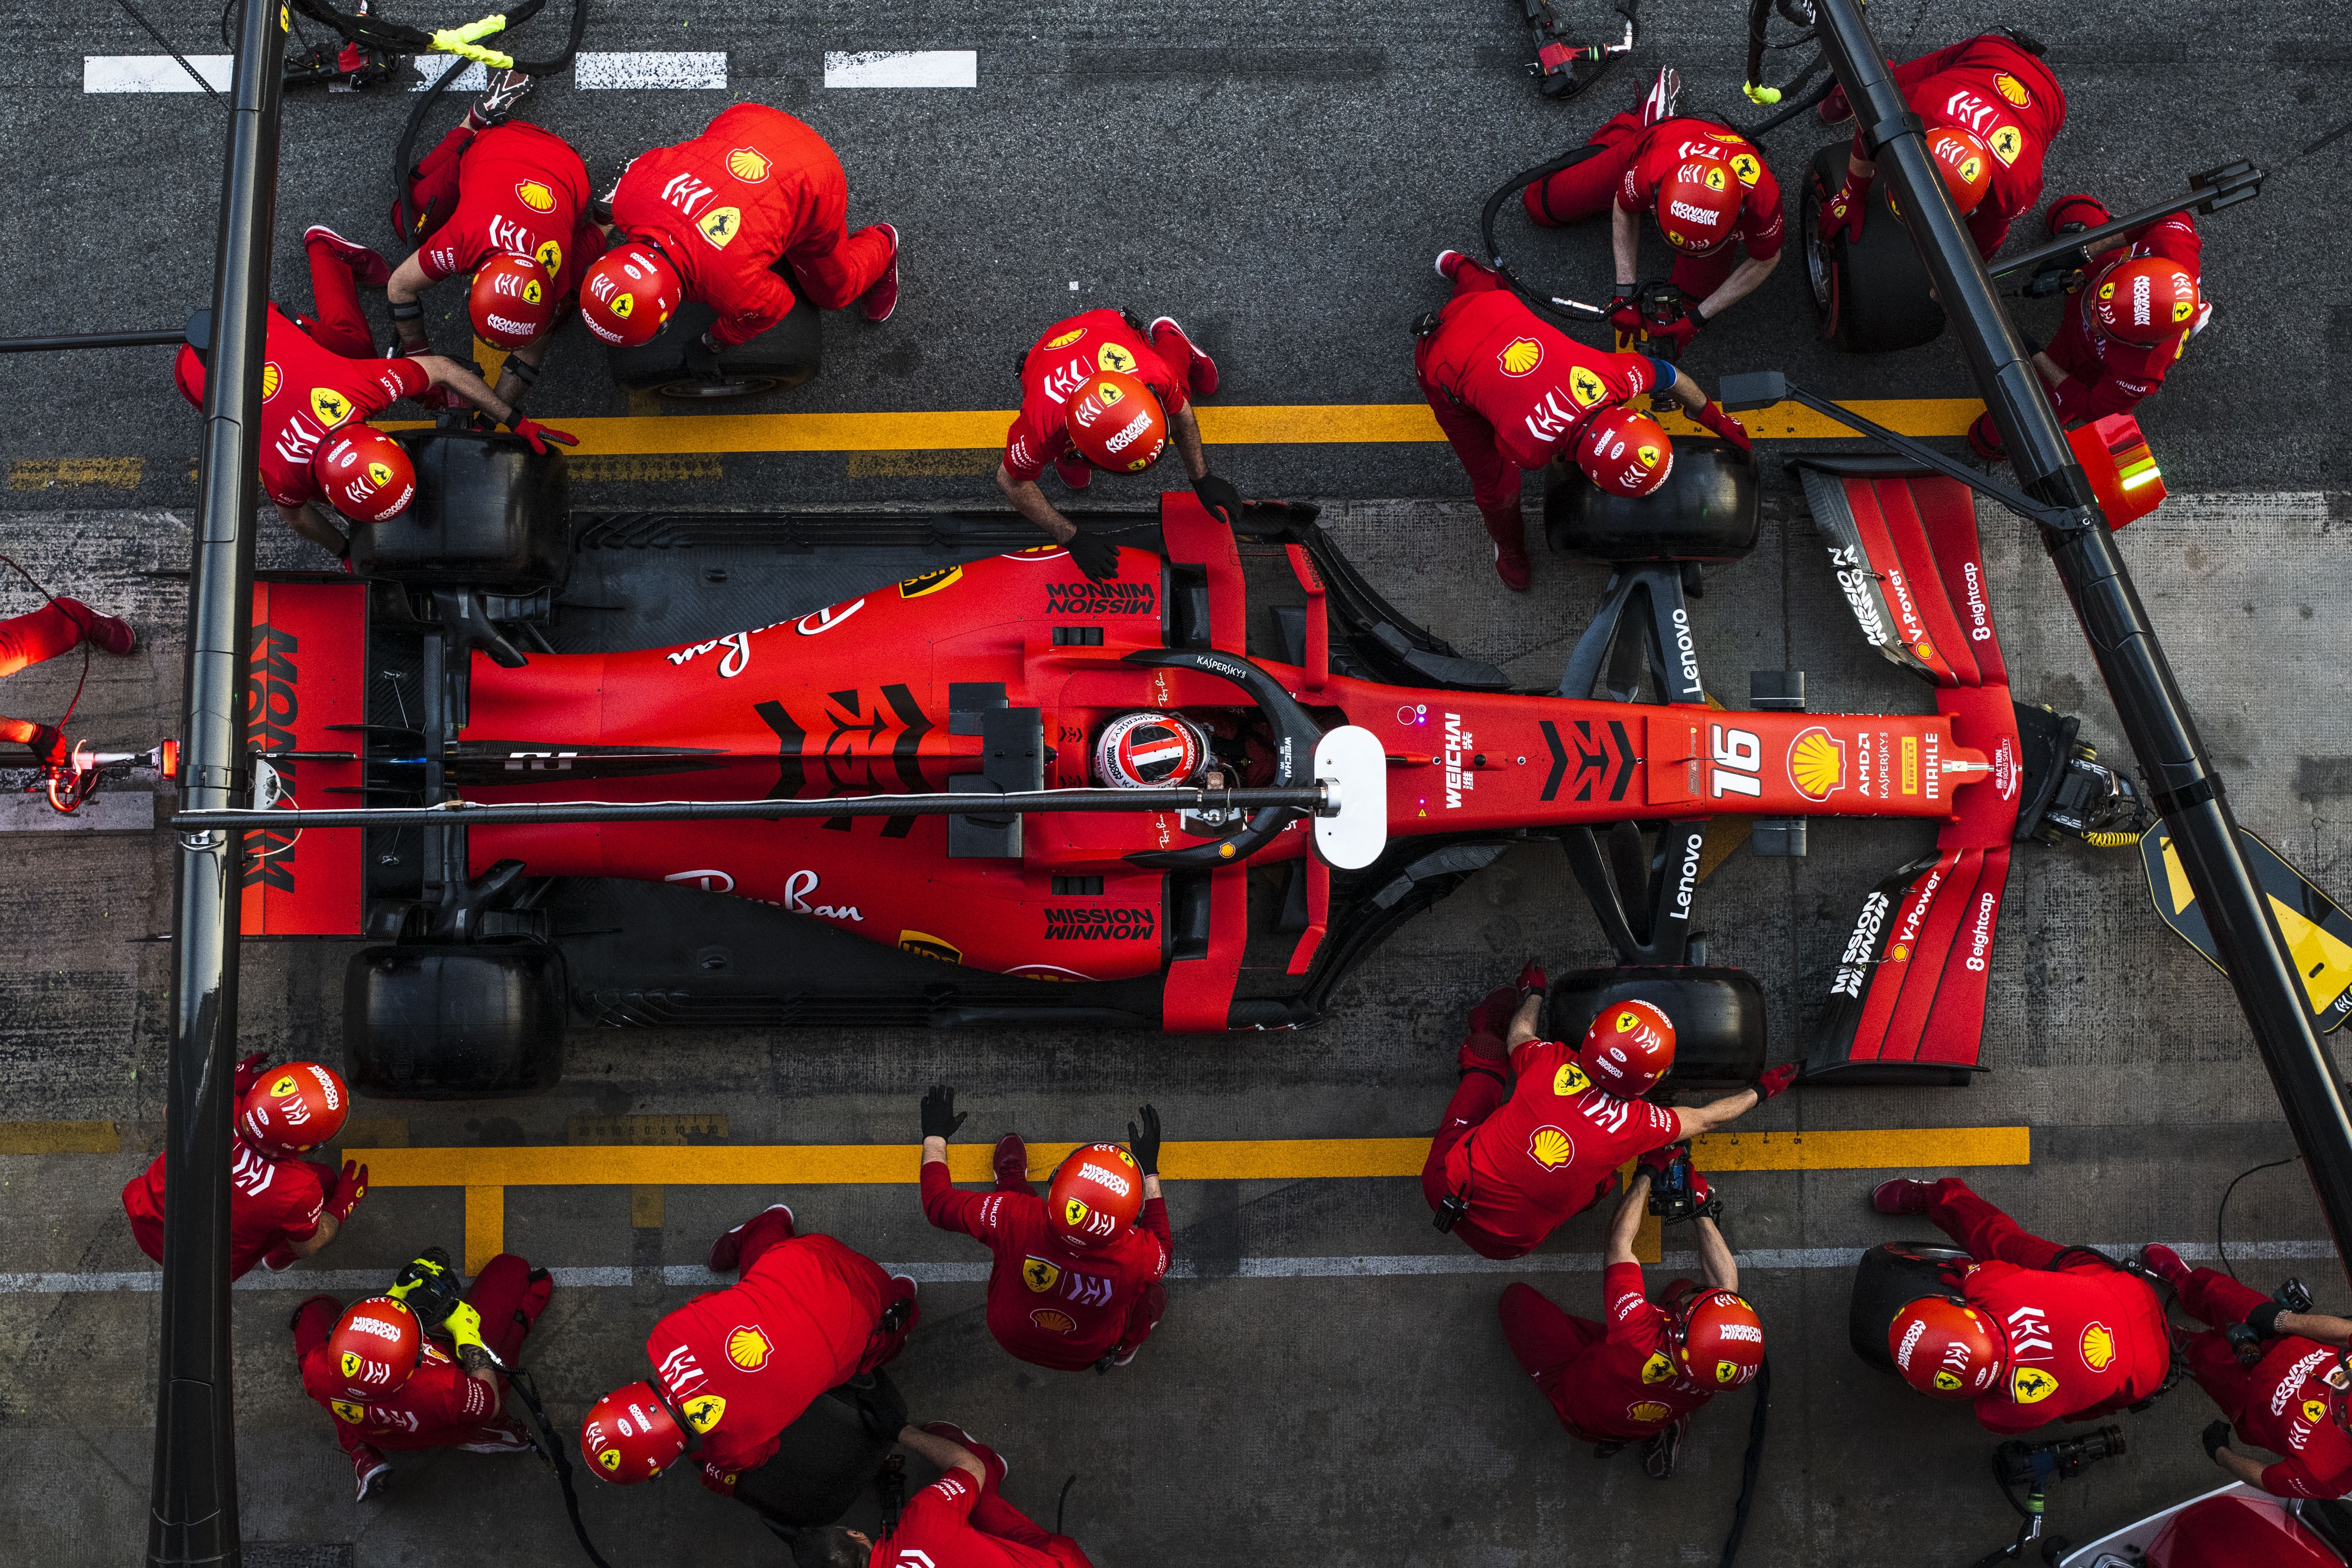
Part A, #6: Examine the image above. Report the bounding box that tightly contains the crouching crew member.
[1817,31,2065,257]
[1424,964,1796,1259]
[292,1247,553,1500]
[920,1087,1172,1373]
[580,102,901,364]
[1,593,133,768]
[792,1422,1097,1568]
[122,1055,367,1279]
[2139,1244,2352,1500]
[1872,1176,2170,1433]
[581,1204,919,1494]
[997,309,1241,581]
[1522,68,1785,351]
[1499,1149,1765,1477]
[1416,254,1750,593]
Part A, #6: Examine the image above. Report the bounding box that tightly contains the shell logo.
[726,146,772,183]
[2010,1366,2060,1405]
[1994,72,2030,106]
[682,1393,728,1433]
[1702,166,1727,192]
[1031,1309,1078,1335]
[1626,1400,1673,1423]
[1552,1061,1591,1096]
[2307,1398,2330,1425]
[2077,1322,2115,1372]
[1526,1124,1575,1171]
[1730,152,1760,187]
[331,1399,367,1424]
[1641,1350,1675,1385]
[1045,327,1087,349]
[1989,125,2023,166]
[1097,343,1137,373]
[261,362,281,400]
[1788,726,1847,801]
[514,180,556,213]
[1498,337,1544,377]
[725,1325,773,1372]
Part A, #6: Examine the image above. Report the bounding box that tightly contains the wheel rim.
[657,373,781,400]
[1802,185,1835,316]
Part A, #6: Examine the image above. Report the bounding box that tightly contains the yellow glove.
[443,1300,489,1357]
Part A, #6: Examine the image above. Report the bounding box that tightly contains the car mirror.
[1312,725,1388,871]
[1716,372,1787,413]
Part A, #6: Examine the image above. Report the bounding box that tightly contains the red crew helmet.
[238,1061,350,1158]
[1675,1288,1766,1387]
[1575,408,1673,500]
[1046,1142,1146,1250]
[1576,998,1676,1096]
[580,1381,691,1485]
[1889,1295,2006,1398]
[312,427,415,525]
[469,252,555,349]
[577,241,681,348]
[1924,126,1994,216]
[1653,158,1742,255]
[326,1296,422,1400]
[2090,256,2200,347]
[1065,371,1168,473]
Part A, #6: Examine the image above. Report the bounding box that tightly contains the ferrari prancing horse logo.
[1022,1256,1062,1293]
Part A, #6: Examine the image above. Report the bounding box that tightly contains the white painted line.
[410,61,489,92]
[824,50,977,89]
[574,51,729,91]
[84,55,232,93]
[0,791,155,835]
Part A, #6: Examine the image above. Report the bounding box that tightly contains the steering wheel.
[1118,648,1326,871]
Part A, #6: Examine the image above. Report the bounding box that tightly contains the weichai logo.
[1045,581,1155,615]
[243,623,299,890]
[1043,907,1157,941]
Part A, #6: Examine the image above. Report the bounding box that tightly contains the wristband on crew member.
[2246,1300,2288,1339]
[507,357,539,387]
[387,299,424,322]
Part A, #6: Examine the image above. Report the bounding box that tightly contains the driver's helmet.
[1094,712,1211,789]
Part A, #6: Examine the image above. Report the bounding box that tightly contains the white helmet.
[1094,712,1211,789]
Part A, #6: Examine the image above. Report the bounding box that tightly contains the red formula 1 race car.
[2058,1485,2352,1568]
[226,431,2126,1097]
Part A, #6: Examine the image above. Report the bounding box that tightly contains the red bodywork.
[242,580,368,937]
[2147,1494,2346,1568]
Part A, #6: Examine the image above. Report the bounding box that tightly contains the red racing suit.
[2040,207,2203,425]
[871,1457,1095,1568]
[1873,35,2066,257]
[921,1161,1171,1372]
[1422,1031,1681,1261]
[1524,116,1785,300]
[1,599,119,760]
[1922,1179,2171,1433]
[1003,310,1191,484]
[293,1252,551,1454]
[609,102,893,346]
[172,306,429,512]
[1499,1268,1724,1442]
[2176,1265,2352,1499]
[123,1134,332,1281]
[401,119,605,303]
[647,1226,917,1483]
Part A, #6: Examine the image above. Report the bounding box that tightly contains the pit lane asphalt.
[3,4,2352,1566]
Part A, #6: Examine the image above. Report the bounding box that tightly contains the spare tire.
[349,429,571,591]
[1548,965,1766,1089]
[1849,1241,1973,1373]
[343,943,566,1099]
[1802,142,1946,355]
[607,268,821,400]
[1544,436,1758,563]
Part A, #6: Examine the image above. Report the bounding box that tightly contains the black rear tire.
[350,429,571,591]
[608,276,821,400]
[1849,1241,1973,1373]
[1802,142,1946,355]
[1548,965,1766,1089]
[1544,437,1758,563]
[343,944,567,1099]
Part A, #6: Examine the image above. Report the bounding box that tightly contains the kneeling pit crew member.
[1415,253,1749,593]
[121,1055,367,1279]
[1423,964,1797,1260]
[1,590,133,769]
[581,1203,919,1495]
[1873,1176,2170,1433]
[1498,1148,1764,1477]
[292,1246,553,1500]
[996,310,1242,582]
[790,1421,1097,1568]
[920,1087,1172,1373]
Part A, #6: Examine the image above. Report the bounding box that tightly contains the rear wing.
[1794,460,2026,1084]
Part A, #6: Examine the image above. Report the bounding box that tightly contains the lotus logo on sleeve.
[1498,337,1544,376]
[725,146,772,182]
[1526,1125,1575,1171]
[724,1326,773,1372]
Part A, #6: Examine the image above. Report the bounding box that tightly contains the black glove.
[1063,530,1121,583]
[683,331,723,377]
[921,1084,967,1142]
[2201,1419,2233,1460]
[1192,472,1244,529]
[387,1246,462,1329]
[2247,1299,2288,1339]
[1127,1105,1161,1177]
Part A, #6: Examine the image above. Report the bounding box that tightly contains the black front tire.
[350,429,572,591]
[1544,437,1759,564]
[1548,965,1766,1089]
[343,944,567,1099]
[608,283,821,401]
[1802,142,1946,355]
[1848,1241,1973,1373]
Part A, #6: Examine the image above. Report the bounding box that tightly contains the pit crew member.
[1522,68,1785,350]
[1422,965,1796,1260]
[121,1056,368,1279]
[1872,1176,2170,1432]
[1,593,133,768]
[790,1422,1097,1568]
[1966,196,2206,460]
[1499,1151,1765,1477]
[580,1203,919,1492]
[996,309,1242,583]
[2139,1244,2352,1500]
[580,102,901,363]
[1416,253,1749,593]
[1817,31,2066,257]
[919,1086,1172,1373]
[291,1246,553,1500]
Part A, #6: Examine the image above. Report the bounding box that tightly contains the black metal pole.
[0,328,190,354]
[1812,1,2352,1281]
[148,0,285,1561]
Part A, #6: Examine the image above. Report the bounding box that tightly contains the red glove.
[24,724,69,767]
[505,415,577,455]
[1688,1166,1714,1208]
[326,1159,369,1223]
[1754,1063,1802,1101]
[1608,293,1642,336]
[1693,402,1752,454]
[1515,959,1548,998]
[1819,170,1871,245]
[1636,1144,1682,1185]
[1818,86,1851,125]
[1653,310,1704,355]
[232,1052,270,1099]
[699,1461,739,1497]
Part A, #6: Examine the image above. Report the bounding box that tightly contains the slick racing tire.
[607,270,821,402]
[1849,1241,1973,1374]
[349,429,572,591]
[1544,437,1758,563]
[1802,142,1945,355]
[343,943,567,1099]
[1548,965,1765,1089]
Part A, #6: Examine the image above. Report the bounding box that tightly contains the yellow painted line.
[9,458,143,491]
[0,1120,121,1155]
[466,1185,503,1275]
[566,454,724,483]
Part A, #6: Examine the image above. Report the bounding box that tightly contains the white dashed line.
[83,55,232,93]
[824,50,977,89]
[412,61,489,92]
[574,51,729,90]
